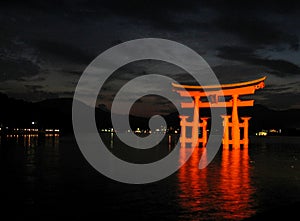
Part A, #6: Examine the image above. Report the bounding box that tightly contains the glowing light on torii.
[172,76,266,149]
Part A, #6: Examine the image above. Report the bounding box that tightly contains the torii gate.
[172,76,266,149]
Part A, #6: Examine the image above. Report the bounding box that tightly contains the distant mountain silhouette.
[239,104,300,134]
[0,93,177,134]
[0,93,299,135]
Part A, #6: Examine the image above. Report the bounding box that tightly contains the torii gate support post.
[200,117,209,147]
[192,96,200,147]
[221,115,231,149]
[231,94,240,149]
[241,117,251,148]
[179,116,189,148]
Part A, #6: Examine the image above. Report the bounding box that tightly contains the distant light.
[258,131,267,136]
[32,121,35,125]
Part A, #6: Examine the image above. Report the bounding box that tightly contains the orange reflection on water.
[177,146,256,220]
[219,148,255,220]
[178,147,209,216]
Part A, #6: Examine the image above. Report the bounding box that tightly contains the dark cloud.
[19,76,46,82]
[24,84,43,91]
[217,46,300,77]
[0,57,40,81]
[214,17,299,49]
[60,91,74,97]
[33,40,94,64]
[212,64,266,84]
[23,85,60,101]
[88,0,200,20]
[62,70,84,76]
[0,0,299,110]
[102,59,191,90]
[202,0,300,14]
[7,89,59,102]
[263,86,293,92]
[258,91,300,110]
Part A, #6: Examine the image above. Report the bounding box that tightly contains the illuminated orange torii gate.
[172,76,266,149]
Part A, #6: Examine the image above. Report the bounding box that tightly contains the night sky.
[1,0,300,112]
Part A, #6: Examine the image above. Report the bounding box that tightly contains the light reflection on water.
[18,135,61,207]
[0,134,299,220]
[177,147,256,220]
[219,149,255,220]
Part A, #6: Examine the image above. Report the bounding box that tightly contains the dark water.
[0,134,299,220]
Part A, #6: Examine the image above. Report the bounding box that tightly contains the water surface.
[0,134,299,220]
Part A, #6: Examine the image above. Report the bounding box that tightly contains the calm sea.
[0,134,299,220]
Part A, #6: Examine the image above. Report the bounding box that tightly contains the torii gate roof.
[172,76,267,108]
[172,76,266,91]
